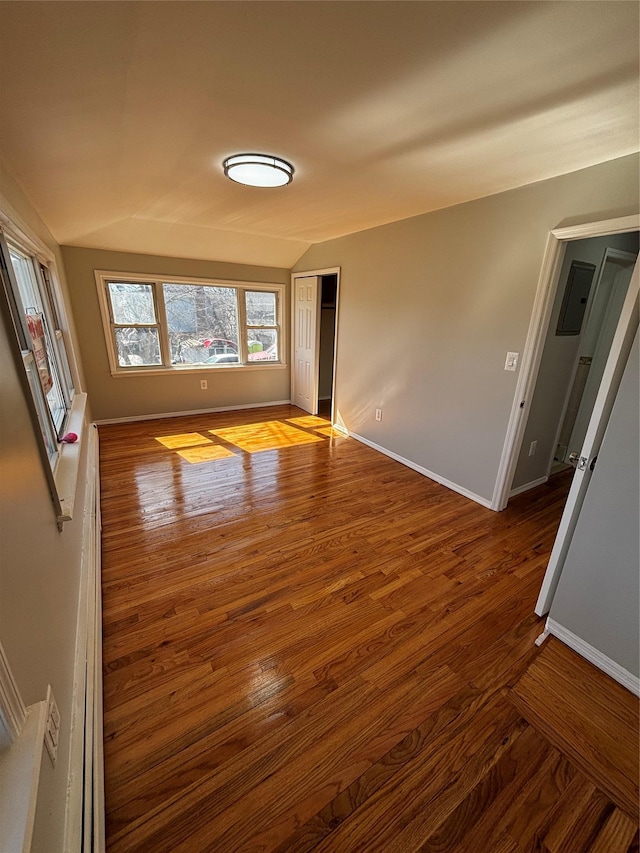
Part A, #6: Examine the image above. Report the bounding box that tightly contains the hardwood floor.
[99,404,639,852]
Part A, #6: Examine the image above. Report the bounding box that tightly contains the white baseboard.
[546,618,640,697]
[509,476,548,498]
[347,430,493,510]
[64,425,105,852]
[94,399,293,425]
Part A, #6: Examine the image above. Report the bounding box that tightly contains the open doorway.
[318,273,337,418]
[492,215,639,618]
[291,267,340,418]
[509,231,638,498]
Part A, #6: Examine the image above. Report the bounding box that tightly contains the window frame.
[7,243,73,435]
[95,270,286,376]
[0,210,85,528]
[0,229,75,463]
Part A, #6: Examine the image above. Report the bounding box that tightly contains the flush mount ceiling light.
[222,153,294,187]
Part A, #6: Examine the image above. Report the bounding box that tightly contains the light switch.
[504,351,519,371]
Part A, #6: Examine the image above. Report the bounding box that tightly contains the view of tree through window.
[108,282,161,366]
[163,284,238,364]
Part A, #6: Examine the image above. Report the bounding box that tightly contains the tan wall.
[512,231,638,490]
[0,157,90,852]
[61,246,291,421]
[294,154,640,504]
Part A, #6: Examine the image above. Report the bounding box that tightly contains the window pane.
[246,291,276,326]
[163,283,238,364]
[9,250,42,313]
[10,248,70,433]
[248,329,278,361]
[108,282,156,325]
[25,356,57,460]
[114,327,161,366]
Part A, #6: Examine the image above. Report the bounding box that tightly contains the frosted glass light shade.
[223,154,294,187]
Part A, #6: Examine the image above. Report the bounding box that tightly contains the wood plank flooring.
[99,404,639,852]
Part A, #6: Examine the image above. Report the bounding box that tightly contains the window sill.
[109,363,287,377]
[53,392,88,525]
[0,700,48,853]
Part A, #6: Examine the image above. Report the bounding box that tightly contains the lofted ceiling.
[0,1,638,268]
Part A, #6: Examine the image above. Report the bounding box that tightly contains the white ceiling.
[0,1,637,268]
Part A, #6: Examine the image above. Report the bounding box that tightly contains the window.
[0,232,74,463]
[95,272,284,373]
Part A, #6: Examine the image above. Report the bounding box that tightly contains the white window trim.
[0,204,85,527]
[95,270,287,376]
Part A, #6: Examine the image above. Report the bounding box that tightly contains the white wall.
[549,331,639,678]
[512,230,639,489]
[294,154,639,505]
[0,157,90,852]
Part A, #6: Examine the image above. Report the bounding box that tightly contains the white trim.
[291,267,340,423]
[546,618,640,697]
[547,215,640,242]
[106,362,287,378]
[92,448,105,850]
[0,193,56,266]
[291,265,341,279]
[492,214,640,511]
[53,392,88,525]
[94,270,287,377]
[347,430,493,509]
[0,642,27,750]
[0,700,48,853]
[509,476,548,498]
[63,426,104,852]
[94,399,293,425]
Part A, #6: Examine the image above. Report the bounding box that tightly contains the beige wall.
[513,231,638,490]
[0,158,90,851]
[62,246,291,421]
[294,154,640,504]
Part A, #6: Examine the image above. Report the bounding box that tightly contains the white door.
[535,257,639,615]
[292,275,321,414]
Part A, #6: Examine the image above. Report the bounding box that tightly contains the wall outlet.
[375,408,382,422]
[529,440,537,457]
[200,379,208,390]
[44,685,60,766]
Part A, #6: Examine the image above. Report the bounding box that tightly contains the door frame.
[290,266,340,421]
[491,214,640,512]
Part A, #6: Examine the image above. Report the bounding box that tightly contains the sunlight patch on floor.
[176,445,237,464]
[155,432,213,449]
[210,421,324,453]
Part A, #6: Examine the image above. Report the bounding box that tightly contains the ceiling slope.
[0,1,637,267]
